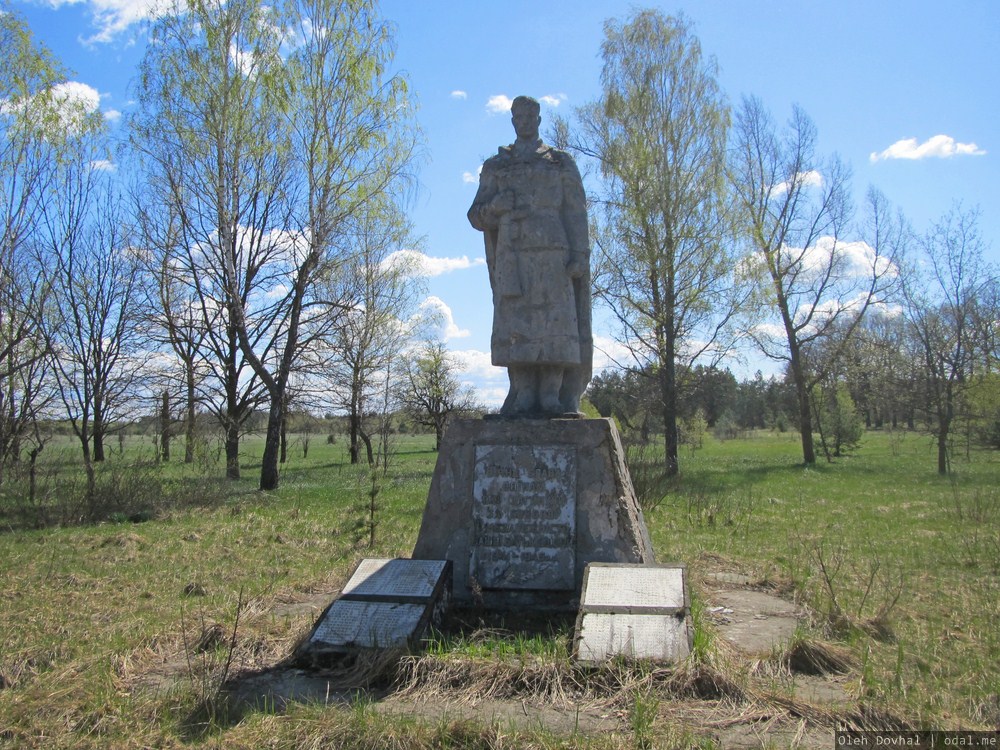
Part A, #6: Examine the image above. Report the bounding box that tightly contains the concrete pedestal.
[411,418,655,609]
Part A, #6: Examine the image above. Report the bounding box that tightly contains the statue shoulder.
[479,148,510,174]
[541,144,578,168]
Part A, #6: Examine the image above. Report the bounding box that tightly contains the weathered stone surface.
[341,558,448,601]
[472,444,576,589]
[467,95,592,416]
[412,418,654,608]
[575,613,690,663]
[581,563,686,613]
[300,558,451,657]
[310,600,427,650]
[573,563,691,664]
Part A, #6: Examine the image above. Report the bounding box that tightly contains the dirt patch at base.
[136,558,867,746]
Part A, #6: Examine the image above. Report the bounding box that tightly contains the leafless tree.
[731,97,900,464]
[400,341,480,451]
[902,205,996,474]
[41,165,146,501]
[316,203,421,465]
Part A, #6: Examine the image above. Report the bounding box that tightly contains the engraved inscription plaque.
[311,600,426,649]
[471,444,576,590]
[573,563,692,664]
[583,564,686,612]
[576,613,690,662]
[300,558,452,658]
[342,558,448,600]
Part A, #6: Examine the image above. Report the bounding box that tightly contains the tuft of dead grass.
[784,638,858,676]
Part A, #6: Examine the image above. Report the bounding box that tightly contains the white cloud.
[836,237,898,278]
[462,165,482,184]
[451,348,496,379]
[749,321,787,344]
[450,90,467,100]
[1,80,102,137]
[769,170,823,197]
[230,44,254,77]
[450,348,506,407]
[486,94,514,114]
[53,81,101,114]
[103,108,122,123]
[90,159,117,172]
[592,335,635,372]
[265,283,289,300]
[870,135,986,162]
[70,0,174,44]
[382,249,485,277]
[486,93,567,115]
[416,296,469,340]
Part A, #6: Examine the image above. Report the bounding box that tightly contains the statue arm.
[468,162,499,231]
[561,157,590,276]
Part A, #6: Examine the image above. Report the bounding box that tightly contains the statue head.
[511,95,541,141]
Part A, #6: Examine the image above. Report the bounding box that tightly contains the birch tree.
[131,0,289,479]
[227,0,419,489]
[0,10,62,476]
[571,9,738,476]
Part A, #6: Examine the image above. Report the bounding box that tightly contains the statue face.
[511,109,541,141]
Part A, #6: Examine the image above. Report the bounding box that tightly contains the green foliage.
[576,8,735,476]
[966,373,1000,449]
[624,439,672,511]
[813,382,865,460]
[680,408,708,451]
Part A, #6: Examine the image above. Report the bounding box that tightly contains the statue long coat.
[468,139,592,400]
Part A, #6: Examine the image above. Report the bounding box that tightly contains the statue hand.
[566,259,585,279]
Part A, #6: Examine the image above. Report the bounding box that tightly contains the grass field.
[0,426,997,748]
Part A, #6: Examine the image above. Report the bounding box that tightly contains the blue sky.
[11,0,999,405]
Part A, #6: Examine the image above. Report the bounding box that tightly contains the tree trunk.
[660,356,679,477]
[79,423,96,515]
[359,421,374,466]
[93,402,106,462]
[796,383,816,465]
[937,423,949,475]
[160,390,171,462]
[225,420,240,479]
[185,365,196,464]
[260,396,283,490]
[785,338,816,464]
[279,409,287,465]
[937,391,952,475]
[349,411,362,464]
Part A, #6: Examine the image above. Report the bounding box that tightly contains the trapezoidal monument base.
[411,417,655,610]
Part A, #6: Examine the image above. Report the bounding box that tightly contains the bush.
[813,383,864,460]
[0,459,228,530]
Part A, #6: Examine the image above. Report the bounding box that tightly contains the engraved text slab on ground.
[310,600,426,649]
[341,558,448,601]
[574,563,692,664]
[300,558,451,657]
[471,444,576,590]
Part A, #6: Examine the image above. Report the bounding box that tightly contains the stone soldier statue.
[468,95,592,416]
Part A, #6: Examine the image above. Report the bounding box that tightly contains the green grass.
[644,429,1000,726]
[0,426,998,748]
